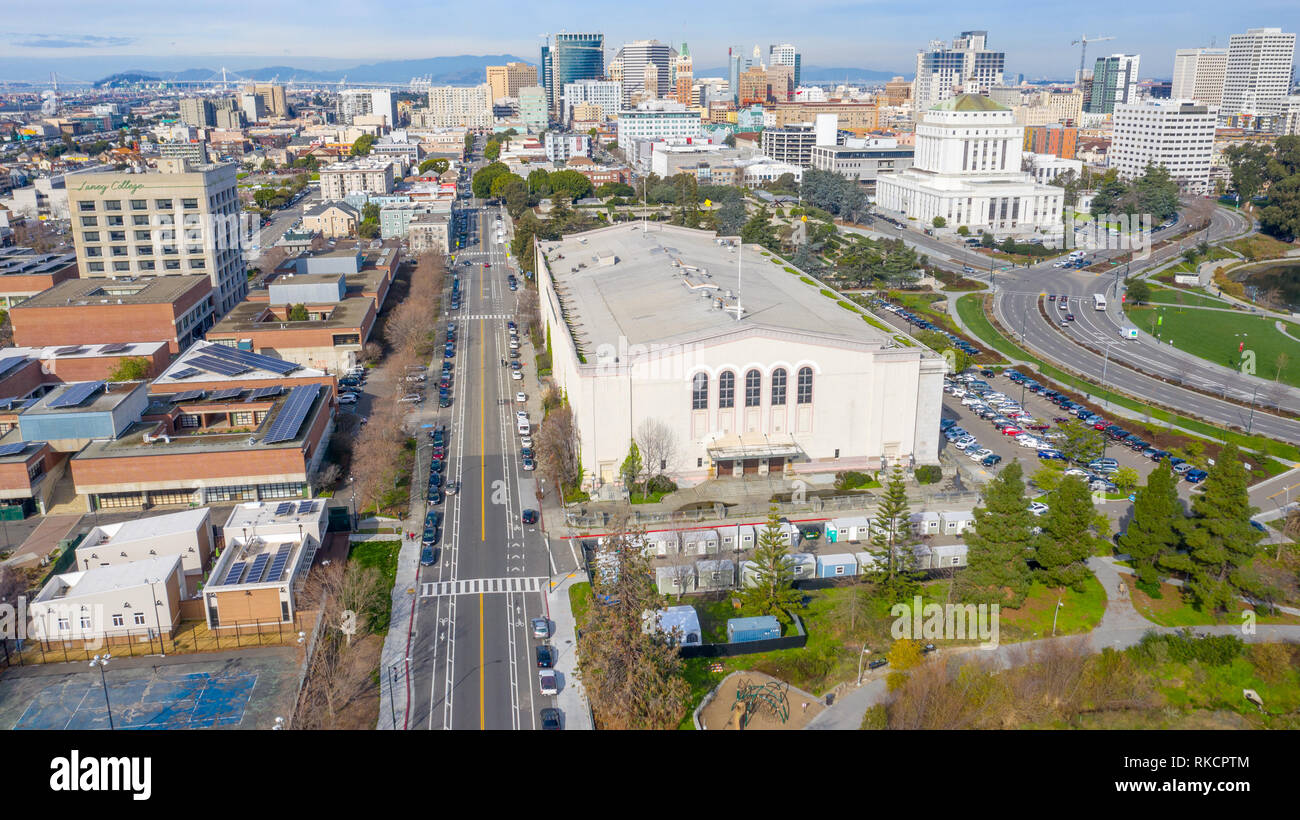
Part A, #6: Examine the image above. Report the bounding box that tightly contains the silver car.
[531,616,549,639]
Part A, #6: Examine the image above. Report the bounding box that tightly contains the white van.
[517,420,531,436]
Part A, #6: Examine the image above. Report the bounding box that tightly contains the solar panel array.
[53,346,85,356]
[265,546,293,583]
[171,390,205,403]
[201,344,300,376]
[0,441,30,457]
[169,367,201,380]
[249,386,283,400]
[0,397,26,412]
[187,354,249,377]
[206,388,244,402]
[221,561,247,585]
[245,553,272,585]
[262,385,318,444]
[99,343,130,354]
[297,500,318,515]
[0,357,27,379]
[275,501,295,516]
[47,381,105,409]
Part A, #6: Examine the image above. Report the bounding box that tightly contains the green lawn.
[994,577,1108,642]
[1141,286,1232,309]
[955,293,1026,361]
[1128,578,1300,627]
[569,581,592,626]
[1125,304,1300,387]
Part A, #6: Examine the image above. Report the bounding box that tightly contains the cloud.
[12,34,136,49]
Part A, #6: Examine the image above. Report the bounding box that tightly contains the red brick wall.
[71,446,310,488]
[43,350,172,382]
[0,360,48,400]
[0,266,78,300]
[11,303,182,352]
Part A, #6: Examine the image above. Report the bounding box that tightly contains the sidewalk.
[545,569,594,730]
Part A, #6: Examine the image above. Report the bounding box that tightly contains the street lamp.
[856,643,871,685]
[1051,598,1064,637]
[1099,341,1116,410]
[89,653,114,730]
[146,576,164,657]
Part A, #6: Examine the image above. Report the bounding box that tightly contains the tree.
[723,132,736,148]
[489,171,524,200]
[1258,175,1300,240]
[868,465,919,597]
[358,220,380,239]
[471,161,509,199]
[1032,462,1065,494]
[577,526,690,729]
[1033,475,1101,589]
[932,216,946,228]
[1225,142,1272,203]
[418,157,449,174]
[107,356,151,382]
[1119,462,1181,586]
[741,205,779,250]
[288,303,309,321]
[536,401,581,495]
[1162,443,1263,613]
[635,417,679,482]
[483,139,501,161]
[980,231,995,248]
[741,506,803,620]
[503,178,529,219]
[528,168,553,198]
[349,133,375,156]
[1056,419,1105,465]
[1125,278,1151,304]
[954,461,1033,607]
[620,439,643,495]
[956,225,970,237]
[361,202,380,223]
[548,169,593,201]
[1112,466,1140,494]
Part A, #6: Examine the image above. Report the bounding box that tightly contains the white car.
[538,668,558,696]
[1064,468,1089,477]
[1028,502,1050,517]
[969,448,993,461]
[960,396,983,407]
[516,392,527,403]
[1017,437,1041,449]
[511,370,523,380]
[508,339,520,349]
[516,410,528,421]
[954,438,977,450]
[337,393,357,404]
[519,435,533,448]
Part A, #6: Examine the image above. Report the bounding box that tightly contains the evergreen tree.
[1162,444,1263,613]
[1119,462,1181,585]
[741,506,802,620]
[741,205,779,250]
[620,440,643,496]
[868,465,918,597]
[955,461,1033,606]
[1033,476,1101,589]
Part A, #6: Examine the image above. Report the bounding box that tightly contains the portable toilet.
[655,565,697,595]
[695,558,735,591]
[682,529,719,556]
[940,511,974,535]
[727,615,781,643]
[816,553,858,578]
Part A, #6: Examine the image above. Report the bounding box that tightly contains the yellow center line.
[479,591,485,730]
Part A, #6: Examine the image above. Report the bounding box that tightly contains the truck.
[1119,326,1138,340]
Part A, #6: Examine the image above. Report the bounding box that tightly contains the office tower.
[729,48,742,104]
[179,97,215,128]
[519,86,549,132]
[540,43,553,110]
[243,83,288,118]
[1082,54,1140,114]
[675,44,694,106]
[338,89,397,127]
[67,159,247,315]
[563,80,622,123]
[913,30,1005,112]
[1172,48,1228,105]
[613,39,675,105]
[769,43,801,88]
[241,93,266,123]
[546,33,605,114]
[1221,27,1297,120]
[486,61,538,101]
[1111,99,1217,194]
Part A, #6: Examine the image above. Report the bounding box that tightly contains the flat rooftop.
[0,250,77,277]
[540,224,897,350]
[36,554,182,603]
[23,381,141,416]
[17,275,210,309]
[225,498,325,533]
[80,507,209,547]
[209,296,371,333]
[153,340,326,386]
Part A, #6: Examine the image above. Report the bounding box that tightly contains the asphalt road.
[405,204,555,730]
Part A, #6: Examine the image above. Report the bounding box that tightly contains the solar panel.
[0,357,27,379]
[0,441,30,457]
[265,546,293,583]
[187,354,250,377]
[168,367,201,380]
[250,386,283,400]
[202,344,300,376]
[221,561,248,585]
[275,501,295,516]
[47,381,105,409]
[246,553,272,584]
[99,343,130,354]
[53,346,85,356]
[262,384,318,444]
[206,388,244,402]
[171,390,205,403]
[297,500,317,515]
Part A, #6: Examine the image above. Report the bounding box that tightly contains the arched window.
[744,369,761,407]
[718,371,735,409]
[691,373,708,410]
[797,367,813,404]
[770,368,787,405]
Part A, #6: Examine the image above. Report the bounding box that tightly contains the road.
[405,202,556,730]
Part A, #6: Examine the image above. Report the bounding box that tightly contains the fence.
[0,611,317,669]
[678,613,808,659]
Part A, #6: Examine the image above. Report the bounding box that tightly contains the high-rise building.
[766,64,795,102]
[338,89,397,127]
[913,31,1005,112]
[768,44,801,88]
[1221,27,1297,121]
[540,44,553,110]
[675,44,694,106]
[616,100,702,168]
[243,84,288,118]
[487,62,539,101]
[240,93,266,124]
[212,98,244,130]
[1281,95,1300,136]
[519,86,549,132]
[1083,54,1140,114]
[613,39,675,105]
[563,80,622,123]
[1111,99,1217,194]
[179,97,215,128]
[883,77,912,107]
[426,84,493,129]
[545,33,605,114]
[1172,48,1228,106]
[739,67,770,105]
[66,159,248,316]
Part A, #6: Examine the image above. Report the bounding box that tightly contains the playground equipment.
[728,677,791,728]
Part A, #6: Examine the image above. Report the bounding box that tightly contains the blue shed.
[726,615,781,644]
[816,553,859,578]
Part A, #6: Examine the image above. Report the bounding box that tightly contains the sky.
[5,0,1300,80]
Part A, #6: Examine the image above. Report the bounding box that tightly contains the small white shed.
[940,511,975,535]
[909,511,941,536]
[681,529,720,556]
[695,558,735,590]
[826,516,873,544]
[656,564,698,595]
[718,524,757,553]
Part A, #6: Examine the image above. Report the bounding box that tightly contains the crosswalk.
[421,576,548,598]
[456,313,510,321]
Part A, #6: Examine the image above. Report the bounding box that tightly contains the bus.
[1092,293,1107,311]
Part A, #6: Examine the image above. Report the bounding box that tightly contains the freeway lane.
[408,205,553,730]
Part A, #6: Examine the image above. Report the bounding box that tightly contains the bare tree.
[536,402,581,496]
[635,417,680,486]
[294,562,385,729]
[312,462,343,495]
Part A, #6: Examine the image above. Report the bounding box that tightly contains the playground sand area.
[699,670,825,730]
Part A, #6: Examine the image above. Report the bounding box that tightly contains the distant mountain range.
[698,65,907,84]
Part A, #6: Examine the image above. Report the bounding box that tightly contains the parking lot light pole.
[89,654,114,730]
[1051,599,1064,637]
[856,644,871,685]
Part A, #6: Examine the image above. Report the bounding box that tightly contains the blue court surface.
[13,669,258,730]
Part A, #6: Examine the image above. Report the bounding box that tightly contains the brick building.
[0,248,79,309]
[1023,124,1079,160]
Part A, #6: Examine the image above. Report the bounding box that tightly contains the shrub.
[834,470,874,491]
[914,465,942,484]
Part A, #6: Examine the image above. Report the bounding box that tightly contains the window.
[133,215,150,226]
[79,201,96,212]
[139,261,155,271]
[135,230,151,241]
[85,247,103,259]
[111,246,128,257]
[113,261,130,272]
[130,199,147,210]
[133,612,146,625]
[80,616,92,629]
[83,231,100,242]
[136,246,153,256]
[165,260,182,270]
[106,215,123,227]
[744,369,761,407]
[112,614,124,627]
[718,371,735,409]
[797,367,813,404]
[80,216,98,227]
[58,617,70,631]
[109,231,125,242]
[182,198,199,209]
[155,198,173,209]
[104,200,121,211]
[87,262,104,272]
[691,373,708,409]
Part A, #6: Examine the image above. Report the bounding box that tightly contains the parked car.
[538,668,558,696]
[531,616,549,638]
[420,546,437,566]
[522,509,538,525]
[1184,469,1208,483]
[540,707,562,730]
[1028,502,1049,516]
[337,393,358,404]
[535,645,555,668]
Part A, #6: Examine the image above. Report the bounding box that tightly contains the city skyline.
[4,0,1299,81]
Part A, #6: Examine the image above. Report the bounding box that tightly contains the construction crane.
[1071,34,1115,79]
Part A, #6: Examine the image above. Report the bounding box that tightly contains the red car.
[1026,423,1050,431]
[484,262,490,269]
[1092,420,1108,430]
[999,426,1022,436]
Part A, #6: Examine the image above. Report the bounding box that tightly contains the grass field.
[1226,234,1297,262]
[1124,304,1300,387]
[1141,286,1232,309]
[1124,576,1300,627]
